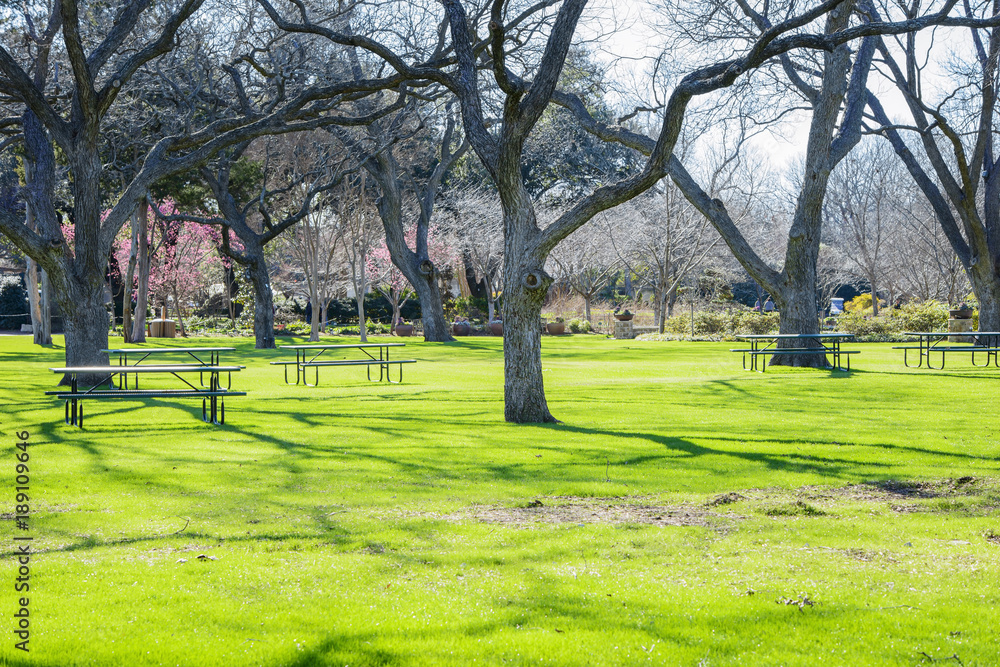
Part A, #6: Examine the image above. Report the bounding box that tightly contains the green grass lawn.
[1,334,998,666]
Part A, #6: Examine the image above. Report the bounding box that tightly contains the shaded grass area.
[0,335,998,666]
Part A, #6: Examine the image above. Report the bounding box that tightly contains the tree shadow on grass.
[518,424,888,482]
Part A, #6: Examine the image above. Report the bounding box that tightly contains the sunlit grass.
[0,334,998,666]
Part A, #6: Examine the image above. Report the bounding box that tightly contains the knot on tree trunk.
[522,270,551,291]
[419,260,434,276]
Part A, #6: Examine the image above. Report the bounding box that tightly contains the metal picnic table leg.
[66,374,81,427]
[211,371,219,424]
[928,346,946,370]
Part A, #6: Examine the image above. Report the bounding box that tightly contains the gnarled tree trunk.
[245,246,276,349]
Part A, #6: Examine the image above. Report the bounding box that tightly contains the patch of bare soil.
[405,477,997,529]
[445,498,738,528]
[799,476,996,508]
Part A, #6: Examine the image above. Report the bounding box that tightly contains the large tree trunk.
[501,183,557,423]
[770,213,826,368]
[773,280,826,367]
[131,199,150,343]
[969,264,1000,331]
[57,279,111,385]
[503,262,555,423]
[409,273,450,341]
[245,249,276,349]
[53,148,114,382]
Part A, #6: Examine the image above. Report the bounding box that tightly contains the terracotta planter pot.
[394,324,414,337]
[546,322,566,335]
[949,309,973,319]
[614,313,634,321]
[489,322,503,336]
[452,322,471,336]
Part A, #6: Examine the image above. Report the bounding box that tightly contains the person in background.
[754,299,762,312]
[763,297,776,312]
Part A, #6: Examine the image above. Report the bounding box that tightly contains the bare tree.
[446,186,505,322]
[0,0,414,377]
[286,199,343,341]
[550,220,618,324]
[154,135,349,347]
[824,139,900,315]
[257,1,466,342]
[438,0,989,417]
[864,0,1000,327]
[336,175,383,342]
[886,194,970,304]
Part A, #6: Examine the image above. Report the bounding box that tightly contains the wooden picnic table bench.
[272,343,416,386]
[731,333,858,372]
[893,332,1000,369]
[48,365,245,427]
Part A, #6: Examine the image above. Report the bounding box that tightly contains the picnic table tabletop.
[279,343,406,350]
[901,331,1000,337]
[735,333,855,339]
[102,347,237,353]
[51,365,243,373]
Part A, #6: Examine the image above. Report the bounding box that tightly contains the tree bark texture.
[131,199,150,343]
[23,161,52,346]
[57,279,110,385]
[500,176,557,423]
[246,245,277,349]
[122,208,140,343]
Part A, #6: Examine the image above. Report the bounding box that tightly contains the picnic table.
[731,333,858,372]
[103,346,238,389]
[48,365,245,427]
[893,331,1000,370]
[272,343,416,386]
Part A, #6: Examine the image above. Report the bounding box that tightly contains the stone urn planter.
[546,321,566,335]
[452,322,471,336]
[489,321,503,336]
[614,311,634,322]
[949,308,973,319]
[394,323,414,337]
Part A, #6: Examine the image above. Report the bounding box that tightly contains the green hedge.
[664,310,780,337]
[835,301,950,341]
[0,275,28,330]
[651,301,955,341]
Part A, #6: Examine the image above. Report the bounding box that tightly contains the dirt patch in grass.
[789,477,999,514]
[409,477,998,529]
[442,498,738,528]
